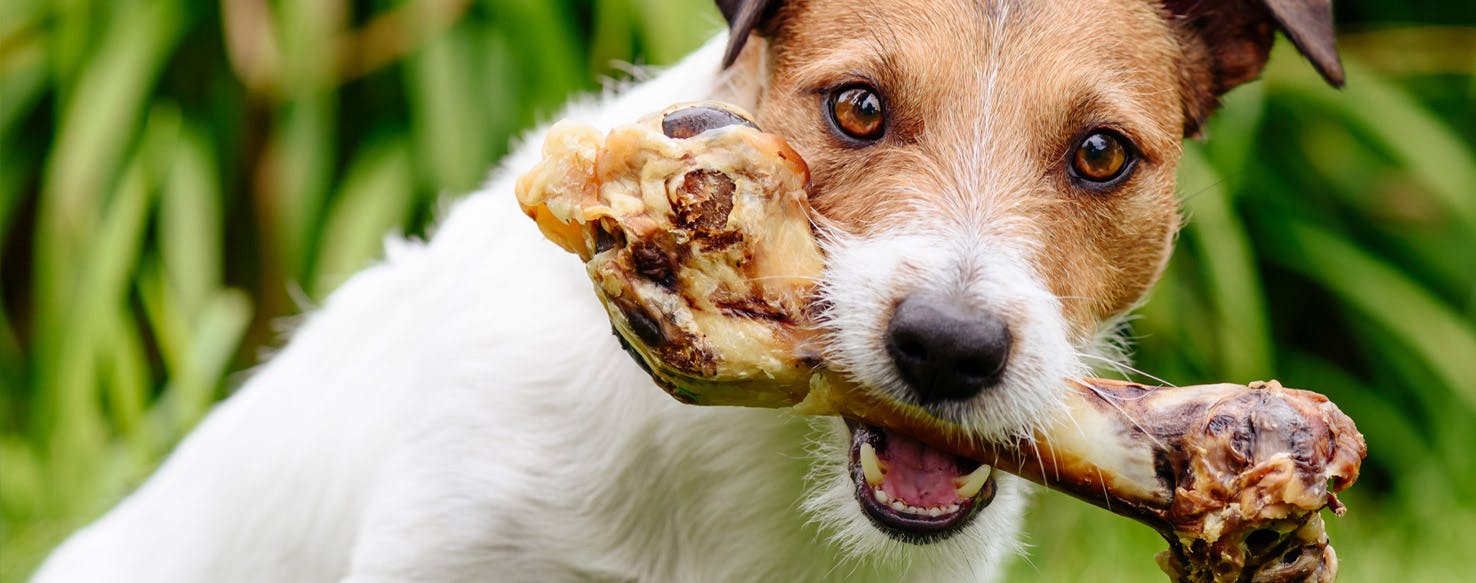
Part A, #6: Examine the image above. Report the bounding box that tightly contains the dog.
[33,1,1343,581]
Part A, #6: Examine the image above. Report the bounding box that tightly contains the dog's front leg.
[331,362,657,583]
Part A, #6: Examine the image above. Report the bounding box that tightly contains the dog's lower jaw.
[803,417,1031,570]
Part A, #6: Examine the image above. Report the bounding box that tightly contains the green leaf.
[32,0,185,398]
[1268,48,1476,234]
[155,290,251,434]
[406,24,491,193]
[158,121,224,316]
[589,0,634,79]
[38,104,178,515]
[632,0,719,65]
[1178,145,1273,379]
[0,31,48,143]
[97,304,149,446]
[313,138,416,298]
[262,98,337,284]
[1265,218,1476,413]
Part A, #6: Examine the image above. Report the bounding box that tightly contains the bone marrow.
[515,103,825,407]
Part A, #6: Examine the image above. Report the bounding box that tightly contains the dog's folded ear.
[1167,0,1343,134]
[1262,0,1344,86]
[717,0,781,68]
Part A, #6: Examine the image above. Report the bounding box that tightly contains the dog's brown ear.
[1262,0,1344,86]
[1167,0,1343,134]
[717,0,780,68]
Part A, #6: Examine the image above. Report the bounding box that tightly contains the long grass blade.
[313,139,416,298]
[1178,146,1273,379]
[1265,218,1476,412]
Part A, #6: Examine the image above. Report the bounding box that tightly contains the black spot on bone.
[613,327,656,376]
[630,240,676,288]
[594,218,624,254]
[661,105,758,139]
[619,302,666,347]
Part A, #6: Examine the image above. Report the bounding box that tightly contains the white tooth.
[954,464,993,499]
[873,488,889,504]
[927,507,942,517]
[906,505,921,514]
[890,500,906,512]
[860,443,884,486]
[946,504,959,513]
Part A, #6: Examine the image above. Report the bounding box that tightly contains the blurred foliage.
[0,0,1472,581]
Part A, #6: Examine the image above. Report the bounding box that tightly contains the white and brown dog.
[35,1,1343,581]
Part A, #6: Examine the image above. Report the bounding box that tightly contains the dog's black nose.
[885,294,1012,404]
[662,104,758,139]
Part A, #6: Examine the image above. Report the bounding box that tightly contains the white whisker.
[1076,352,1177,388]
[1074,377,1168,450]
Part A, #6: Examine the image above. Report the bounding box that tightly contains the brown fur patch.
[726,0,1192,339]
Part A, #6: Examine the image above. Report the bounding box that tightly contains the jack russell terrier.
[35,0,1343,581]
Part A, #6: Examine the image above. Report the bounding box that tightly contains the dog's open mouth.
[846,420,996,542]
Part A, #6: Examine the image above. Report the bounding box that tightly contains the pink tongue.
[879,430,966,507]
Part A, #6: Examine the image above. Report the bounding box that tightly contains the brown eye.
[1071,131,1132,185]
[828,86,885,142]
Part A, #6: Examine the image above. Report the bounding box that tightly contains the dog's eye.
[827,86,885,142]
[1071,130,1133,186]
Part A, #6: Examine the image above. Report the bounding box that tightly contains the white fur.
[817,228,1084,445]
[31,36,1055,583]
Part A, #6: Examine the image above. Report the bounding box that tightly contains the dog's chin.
[845,420,997,543]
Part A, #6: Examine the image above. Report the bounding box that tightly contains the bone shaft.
[808,377,1237,524]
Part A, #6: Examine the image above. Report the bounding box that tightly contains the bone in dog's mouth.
[847,420,996,541]
[516,103,1365,579]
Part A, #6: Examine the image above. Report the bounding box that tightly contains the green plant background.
[1,0,1472,580]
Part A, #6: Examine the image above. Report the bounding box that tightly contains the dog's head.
[712,0,1342,553]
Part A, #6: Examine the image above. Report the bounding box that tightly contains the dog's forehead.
[776,0,1173,61]
[772,0,1184,143]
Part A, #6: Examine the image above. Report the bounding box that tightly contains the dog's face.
[714,0,1341,554]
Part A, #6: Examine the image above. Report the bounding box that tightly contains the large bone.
[516,103,1366,582]
[516,102,824,407]
[804,375,1365,583]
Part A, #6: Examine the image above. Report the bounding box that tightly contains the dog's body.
[35,1,1341,581]
[36,38,1025,583]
